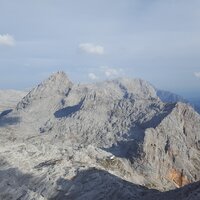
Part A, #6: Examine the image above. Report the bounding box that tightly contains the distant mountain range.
[156,89,187,103]
[0,72,200,200]
[156,89,200,114]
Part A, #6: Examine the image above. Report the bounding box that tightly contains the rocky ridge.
[0,71,200,199]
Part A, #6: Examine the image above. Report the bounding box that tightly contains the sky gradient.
[0,0,200,98]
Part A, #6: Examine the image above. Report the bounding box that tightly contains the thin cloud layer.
[0,34,15,46]
[88,66,124,82]
[194,72,200,78]
[101,66,123,78]
[79,43,104,55]
[88,73,98,80]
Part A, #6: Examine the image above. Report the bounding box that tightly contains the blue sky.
[0,0,200,98]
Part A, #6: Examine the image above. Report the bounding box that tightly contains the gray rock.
[0,72,200,199]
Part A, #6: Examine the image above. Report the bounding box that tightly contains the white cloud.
[101,66,123,78]
[194,72,200,78]
[88,73,98,80]
[79,43,104,55]
[0,34,15,46]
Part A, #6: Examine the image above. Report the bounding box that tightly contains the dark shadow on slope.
[140,103,176,129]
[51,168,200,200]
[0,109,20,127]
[0,159,46,200]
[0,109,13,118]
[50,168,156,200]
[103,125,145,159]
[103,139,143,161]
[1,157,199,200]
[0,116,20,127]
[1,158,155,200]
[0,168,32,200]
[54,98,85,118]
[145,180,200,200]
[0,158,52,200]
[104,103,176,160]
[49,168,200,200]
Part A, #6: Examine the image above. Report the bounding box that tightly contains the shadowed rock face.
[54,98,85,118]
[51,168,200,200]
[0,72,200,199]
[51,168,152,200]
[0,161,199,200]
[0,116,20,127]
[142,103,200,189]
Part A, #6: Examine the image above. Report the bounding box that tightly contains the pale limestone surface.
[0,72,200,200]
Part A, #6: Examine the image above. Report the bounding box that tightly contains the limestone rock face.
[0,72,200,199]
[142,103,200,189]
[15,71,73,128]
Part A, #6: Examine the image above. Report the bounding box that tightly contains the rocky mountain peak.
[16,71,72,111]
[45,71,71,85]
[38,71,72,93]
[97,77,158,100]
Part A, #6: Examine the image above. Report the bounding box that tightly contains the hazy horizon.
[0,0,200,99]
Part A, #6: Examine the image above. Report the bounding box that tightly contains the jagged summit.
[109,77,158,99]
[13,71,73,127]
[15,72,159,116]
[16,71,72,110]
[45,71,71,84]
[32,71,72,95]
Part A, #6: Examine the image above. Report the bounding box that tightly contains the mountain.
[15,71,73,127]
[143,102,200,188]
[0,72,200,199]
[156,89,200,114]
[156,89,187,103]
